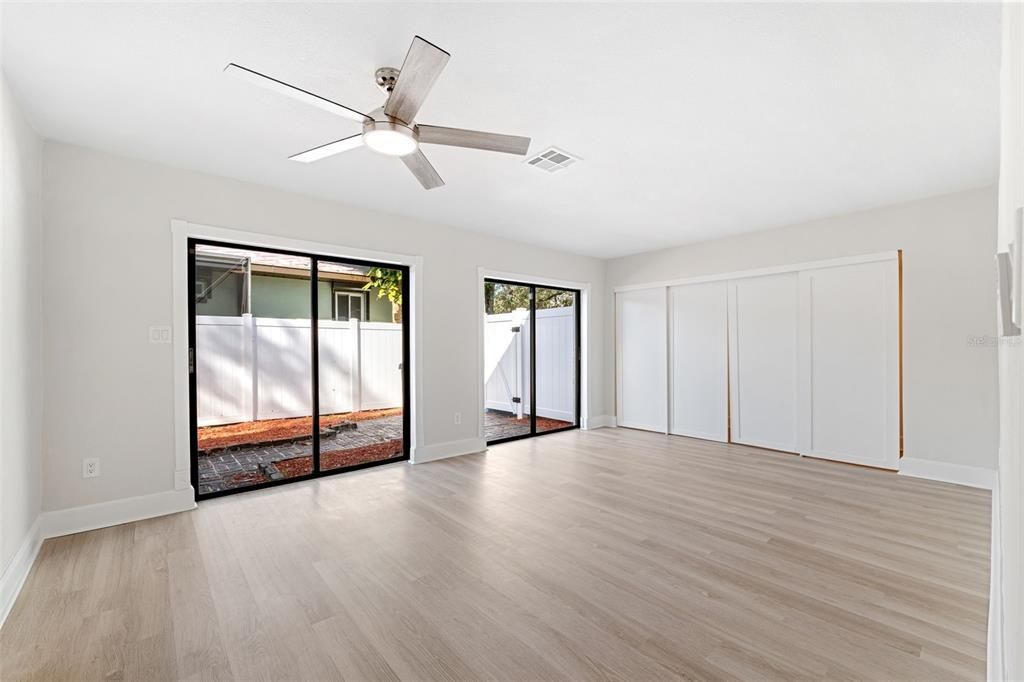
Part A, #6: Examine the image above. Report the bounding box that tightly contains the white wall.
[606,186,998,472]
[994,3,1023,680]
[40,141,606,512]
[0,78,44,591]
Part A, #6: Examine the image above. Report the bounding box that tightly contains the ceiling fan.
[225,35,531,190]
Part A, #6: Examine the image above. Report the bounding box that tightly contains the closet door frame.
[614,250,903,468]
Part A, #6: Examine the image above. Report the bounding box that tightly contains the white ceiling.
[1,2,1000,258]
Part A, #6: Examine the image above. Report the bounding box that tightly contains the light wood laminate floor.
[1,428,991,681]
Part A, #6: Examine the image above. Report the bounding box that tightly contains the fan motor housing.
[363,108,417,137]
[362,108,419,156]
[362,118,418,139]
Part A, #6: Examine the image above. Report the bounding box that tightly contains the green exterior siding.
[250,275,332,319]
[368,290,394,322]
[196,272,393,322]
[195,270,242,316]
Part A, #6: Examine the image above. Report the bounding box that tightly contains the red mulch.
[197,409,402,450]
[494,414,572,431]
[273,439,404,478]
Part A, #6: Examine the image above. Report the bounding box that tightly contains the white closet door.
[616,288,667,432]
[728,273,799,451]
[669,282,728,441]
[798,260,899,469]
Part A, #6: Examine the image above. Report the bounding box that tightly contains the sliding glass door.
[317,260,406,472]
[482,281,533,441]
[188,239,409,499]
[534,287,579,434]
[482,279,580,444]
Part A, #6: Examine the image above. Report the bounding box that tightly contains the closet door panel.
[728,273,800,451]
[800,260,899,469]
[669,282,728,441]
[616,288,668,432]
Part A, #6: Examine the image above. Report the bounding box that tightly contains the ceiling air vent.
[526,147,579,173]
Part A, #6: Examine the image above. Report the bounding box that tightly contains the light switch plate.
[149,325,172,344]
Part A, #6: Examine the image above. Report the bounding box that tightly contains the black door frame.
[484,277,582,445]
[188,237,411,501]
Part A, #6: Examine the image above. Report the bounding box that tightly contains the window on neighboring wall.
[334,289,367,321]
[195,277,211,303]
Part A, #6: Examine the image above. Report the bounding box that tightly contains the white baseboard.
[988,477,1003,682]
[412,438,486,464]
[898,458,996,490]
[40,487,197,539]
[0,517,43,628]
[1,488,196,629]
[582,415,617,430]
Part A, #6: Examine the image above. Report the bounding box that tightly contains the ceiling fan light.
[363,127,418,157]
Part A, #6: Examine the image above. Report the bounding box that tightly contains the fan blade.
[289,134,363,163]
[401,149,445,189]
[225,63,369,123]
[384,36,450,124]
[417,125,530,156]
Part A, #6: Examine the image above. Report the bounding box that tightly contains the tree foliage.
[484,282,575,314]
[364,268,403,306]
[364,268,403,322]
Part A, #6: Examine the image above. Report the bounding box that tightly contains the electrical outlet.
[82,458,100,478]
[454,412,462,425]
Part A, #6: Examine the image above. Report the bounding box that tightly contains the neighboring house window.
[334,289,367,321]
[195,277,211,303]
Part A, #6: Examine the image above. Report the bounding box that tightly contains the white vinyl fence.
[484,306,576,422]
[196,314,403,427]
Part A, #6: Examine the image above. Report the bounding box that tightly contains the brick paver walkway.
[198,415,403,494]
[484,409,572,441]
